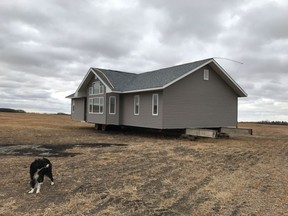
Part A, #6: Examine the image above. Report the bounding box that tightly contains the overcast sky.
[0,0,287,121]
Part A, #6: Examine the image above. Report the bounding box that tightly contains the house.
[66,58,247,130]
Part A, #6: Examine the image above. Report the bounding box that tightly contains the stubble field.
[0,113,288,216]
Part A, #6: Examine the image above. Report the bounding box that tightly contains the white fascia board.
[75,68,113,96]
[211,59,248,97]
[110,91,122,94]
[90,69,113,93]
[67,95,85,99]
[121,87,163,94]
[92,68,115,89]
[74,68,93,96]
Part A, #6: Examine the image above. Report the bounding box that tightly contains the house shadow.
[101,125,185,139]
[0,143,128,157]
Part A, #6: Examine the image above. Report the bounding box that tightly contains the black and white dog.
[28,158,54,194]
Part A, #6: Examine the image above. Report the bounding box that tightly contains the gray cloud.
[0,0,287,121]
[241,2,288,41]
[140,0,245,42]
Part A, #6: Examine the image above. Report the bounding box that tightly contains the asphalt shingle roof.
[94,58,212,92]
[67,58,247,98]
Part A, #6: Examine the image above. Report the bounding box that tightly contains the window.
[93,97,104,114]
[204,69,209,80]
[99,83,104,94]
[89,98,93,113]
[72,100,75,113]
[109,96,116,114]
[89,97,104,114]
[152,94,158,115]
[89,87,93,95]
[134,95,140,115]
[89,81,104,95]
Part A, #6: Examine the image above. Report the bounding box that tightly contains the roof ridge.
[142,58,213,74]
[93,67,136,75]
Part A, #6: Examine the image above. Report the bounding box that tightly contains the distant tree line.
[0,108,70,115]
[257,120,288,125]
[0,108,26,113]
[56,112,69,115]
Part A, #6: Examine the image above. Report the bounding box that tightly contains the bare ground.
[0,113,288,215]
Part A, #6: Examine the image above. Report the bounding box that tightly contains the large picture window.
[109,96,116,114]
[152,94,158,116]
[134,95,140,115]
[89,97,104,114]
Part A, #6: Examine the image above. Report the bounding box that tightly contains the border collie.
[28,158,54,194]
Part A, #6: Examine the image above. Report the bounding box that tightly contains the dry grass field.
[0,113,288,216]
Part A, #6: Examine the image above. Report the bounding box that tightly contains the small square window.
[204,69,209,80]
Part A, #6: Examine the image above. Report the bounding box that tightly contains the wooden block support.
[186,128,217,138]
[220,127,252,136]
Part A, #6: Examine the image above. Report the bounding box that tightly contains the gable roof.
[67,58,247,98]
[95,58,211,92]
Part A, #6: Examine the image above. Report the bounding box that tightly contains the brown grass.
[1,112,288,215]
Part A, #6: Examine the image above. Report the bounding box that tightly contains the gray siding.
[77,78,121,125]
[106,93,120,125]
[120,91,163,128]
[162,66,238,129]
[71,98,85,121]
[86,107,106,124]
[86,78,106,124]
[71,64,241,129]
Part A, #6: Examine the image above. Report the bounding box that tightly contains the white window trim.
[89,87,93,95]
[89,98,93,113]
[134,95,140,115]
[109,96,116,115]
[152,94,159,116]
[100,85,104,94]
[90,81,104,95]
[204,69,209,81]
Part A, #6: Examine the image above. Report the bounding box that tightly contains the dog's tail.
[37,163,50,172]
